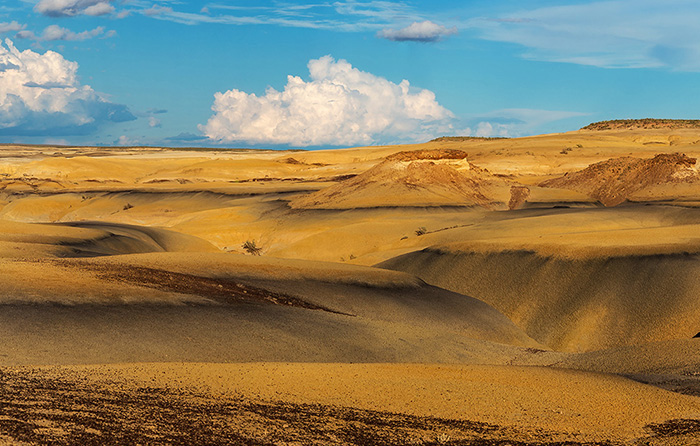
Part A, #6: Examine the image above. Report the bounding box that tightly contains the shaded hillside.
[290,149,507,209]
[379,248,700,352]
[539,153,699,206]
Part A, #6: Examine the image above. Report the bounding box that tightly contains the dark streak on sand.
[54,259,354,316]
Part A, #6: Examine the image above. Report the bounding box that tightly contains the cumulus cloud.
[201,56,454,147]
[378,20,457,42]
[0,22,25,34]
[0,39,135,136]
[34,0,114,17]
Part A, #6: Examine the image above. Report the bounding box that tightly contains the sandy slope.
[290,149,511,209]
[378,206,700,352]
[4,127,700,444]
[0,228,539,365]
[4,362,695,444]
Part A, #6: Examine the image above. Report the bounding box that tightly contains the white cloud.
[0,39,135,136]
[0,22,25,34]
[332,1,415,21]
[83,2,114,16]
[16,25,107,42]
[34,0,114,17]
[41,25,105,41]
[148,116,161,128]
[378,20,457,42]
[200,55,454,147]
[143,5,173,17]
[471,0,700,71]
[115,135,138,146]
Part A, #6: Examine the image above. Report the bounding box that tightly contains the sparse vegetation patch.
[242,240,263,256]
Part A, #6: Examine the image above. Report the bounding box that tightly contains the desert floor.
[3,126,700,444]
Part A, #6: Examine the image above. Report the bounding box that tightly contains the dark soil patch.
[0,368,624,446]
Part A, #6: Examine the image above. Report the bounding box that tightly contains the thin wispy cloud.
[470,0,700,71]
[463,109,590,138]
[24,0,438,35]
[142,5,173,17]
[121,0,426,31]
[17,24,108,41]
[378,20,456,42]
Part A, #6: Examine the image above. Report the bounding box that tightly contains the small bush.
[242,240,262,256]
[123,203,134,211]
[415,227,428,236]
[436,433,451,444]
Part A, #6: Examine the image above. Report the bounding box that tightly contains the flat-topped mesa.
[540,153,699,206]
[582,119,700,131]
[289,149,507,209]
[386,149,470,162]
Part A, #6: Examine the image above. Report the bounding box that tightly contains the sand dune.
[290,149,511,209]
[378,205,700,352]
[380,247,700,352]
[0,220,217,257]
[3,127,700,443]
[0,240,539,366]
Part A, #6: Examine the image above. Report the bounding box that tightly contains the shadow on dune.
[379,249,700,352]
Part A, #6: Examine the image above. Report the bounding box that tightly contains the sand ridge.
[289,149,511,209]
[3,127,700,443]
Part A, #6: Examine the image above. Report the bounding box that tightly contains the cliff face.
[540,153,699,206]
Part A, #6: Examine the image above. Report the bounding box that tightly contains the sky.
[1,0,700,149]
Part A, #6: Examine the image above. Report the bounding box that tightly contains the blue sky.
[0,0,699,148]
